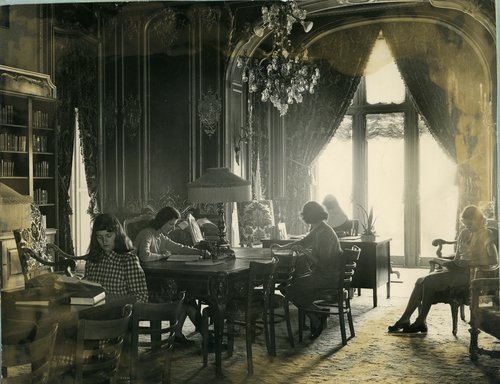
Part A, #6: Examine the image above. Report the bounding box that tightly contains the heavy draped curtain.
[382,21,495,216]
[281,25,380,234]
[55,36,100,254]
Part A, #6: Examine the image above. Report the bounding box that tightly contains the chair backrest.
[123,214,154,243]
[129,292,185,384]
[74,303,133,384]
[340,246,361,291]
[2,321,59,384]
[13,229,76,285]
[247,257,278,306]
[12,204,54,284]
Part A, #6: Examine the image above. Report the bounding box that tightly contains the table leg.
[213,302,225,378]
[207,273,231,379]
[373,287,377,307]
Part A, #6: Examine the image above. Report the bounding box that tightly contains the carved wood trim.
[0,65,56,98]
[429,0,495,38]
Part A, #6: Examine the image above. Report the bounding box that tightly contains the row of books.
[34,188,49,204]
[33,134,49,152]
[33,110,51,128]
[34,161,50,177]
[0,159,15,176]
[0,133,27,151]
[0,104,15,124]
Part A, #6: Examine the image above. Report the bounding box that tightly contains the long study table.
[142,249,272,378]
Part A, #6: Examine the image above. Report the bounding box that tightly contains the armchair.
[428,228,499,335]
[123,212,155,243]
[469,277,500,361]
[13,204,87,285]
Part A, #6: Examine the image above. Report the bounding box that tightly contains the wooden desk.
[142,255,259,378]
[261,238,392,307]
[340,238,391,307]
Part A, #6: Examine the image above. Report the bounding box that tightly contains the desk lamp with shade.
[187,167,252,255]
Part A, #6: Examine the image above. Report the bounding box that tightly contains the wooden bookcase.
[0,66,58,289]
[0,65,58,231]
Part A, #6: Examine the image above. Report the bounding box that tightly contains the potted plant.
[358,205,376,241]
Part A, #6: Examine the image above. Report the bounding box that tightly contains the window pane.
[367,113,404,256]
[365,38,405,104]
[316,116,353,217]
[419,116,458,257]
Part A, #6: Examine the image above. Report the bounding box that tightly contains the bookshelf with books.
[0,66,58,230]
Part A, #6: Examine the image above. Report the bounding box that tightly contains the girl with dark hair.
[84,213,149,303]
[134,206,204,343]
[277,201,342,338]
[134,206,204,262]
[388,205,498,334]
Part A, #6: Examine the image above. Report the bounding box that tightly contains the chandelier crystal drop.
[237,0,320,116]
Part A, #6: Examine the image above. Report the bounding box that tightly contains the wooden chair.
[129,292,185,384]
[123,213,155,243]
[269,244,298,349]
[469,277,500,361]
[1,320,59,384]
[55,303,133,384]
[13,205,87,285]
[428,228,499,335]
[201,257,278,375]
[298,246,361,345]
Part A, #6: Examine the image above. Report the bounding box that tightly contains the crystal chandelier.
[237,0,320,116]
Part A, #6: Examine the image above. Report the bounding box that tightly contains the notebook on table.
[166,254,201,262]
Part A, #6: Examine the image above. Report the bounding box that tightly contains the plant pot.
[360,234,376,242]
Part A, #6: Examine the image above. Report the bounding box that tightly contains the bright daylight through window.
[316,37,458,259]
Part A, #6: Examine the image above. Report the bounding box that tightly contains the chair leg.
[262,303,273,356]
[227,319,235,357]
[246,314,253,375]
[298,309,305,342]
[338,303,347,346]
[201,307,210,367]
[267,295,276,356]
[460,304,466,322]
[450,303,459,336]
[284,297,294,348]
[346,299,355,338]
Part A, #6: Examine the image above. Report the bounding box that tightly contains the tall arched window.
[316,36,458,266]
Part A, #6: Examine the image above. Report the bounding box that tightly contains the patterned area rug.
[169,268,500,384]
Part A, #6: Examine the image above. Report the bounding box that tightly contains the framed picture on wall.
[0,6,9,29]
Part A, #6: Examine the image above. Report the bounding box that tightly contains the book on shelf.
[13,287,71,307]
[70,290,106,306]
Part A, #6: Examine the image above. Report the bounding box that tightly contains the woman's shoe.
[387,320,411,333]
[309,314,327,339]
[174,333,195,345]
[402,322,428,334]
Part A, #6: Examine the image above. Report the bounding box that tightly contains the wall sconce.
[234,126,253,165]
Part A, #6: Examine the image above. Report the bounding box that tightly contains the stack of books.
[13,288,71,307]
[70,290,106,305]
[11,276,106,307]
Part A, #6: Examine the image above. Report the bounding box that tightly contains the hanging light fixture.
[237,0,320,116]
